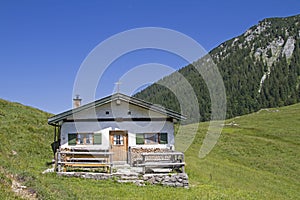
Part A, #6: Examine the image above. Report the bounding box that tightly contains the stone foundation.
[58,172,112,180]
[57,172,189,188]
[142,173,189,188]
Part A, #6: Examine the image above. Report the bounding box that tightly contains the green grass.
[0,98,299,199]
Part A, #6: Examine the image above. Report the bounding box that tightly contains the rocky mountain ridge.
[135,14,300,123]
[213,16,298,94]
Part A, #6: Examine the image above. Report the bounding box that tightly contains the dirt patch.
[11,178,37,200]
[0,167,38,200]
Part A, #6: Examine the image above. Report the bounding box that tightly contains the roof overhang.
[48,93,186,126]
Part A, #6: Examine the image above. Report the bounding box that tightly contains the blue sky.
[0,0,299,114]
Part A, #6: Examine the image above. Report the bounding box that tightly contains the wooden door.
[109,130,128,162]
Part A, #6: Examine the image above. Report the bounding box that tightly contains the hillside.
[134,14,300,123]
[0,99,299,199]
[0,99,53,199]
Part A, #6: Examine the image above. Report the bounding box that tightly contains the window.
[68,133,102,145]
[136,134,144,145]
[68,133,77,145]
[145,133,159,144]
[94,133,102,145]
[113,134,124,145]
[136,133,168,145]
[159,133,168,144]
[77,133,93,145]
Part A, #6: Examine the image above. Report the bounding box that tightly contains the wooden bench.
[68,158,108,161]
[56,149,113,173]
[137,152,185,173]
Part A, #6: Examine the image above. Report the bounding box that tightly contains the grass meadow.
[0,98,299,199]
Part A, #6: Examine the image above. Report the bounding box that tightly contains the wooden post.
[182,153,185,172]
[171,154,175,162]
[54,152,58,172]
[142,154,146,173]
[110,153,113,174]
[54,126,57,142]
[128,147,131,166]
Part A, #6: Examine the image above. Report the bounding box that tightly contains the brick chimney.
[73,95,82,108]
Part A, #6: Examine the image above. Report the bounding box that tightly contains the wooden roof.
[48,93,185,126]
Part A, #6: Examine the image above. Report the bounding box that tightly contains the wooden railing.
[55,148,113,173]
[137,152,185,174]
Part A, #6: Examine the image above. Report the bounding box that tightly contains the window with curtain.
[135,133,168,145]
[68,133,102,145]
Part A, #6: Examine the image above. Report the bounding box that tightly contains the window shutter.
[136,134,144,145]
[160,133,168,144]
[94,133,102,145]
[68,133,77,146]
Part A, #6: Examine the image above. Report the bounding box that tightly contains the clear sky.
[0,0,299,114]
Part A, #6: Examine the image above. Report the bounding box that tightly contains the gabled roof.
[48,93,185,126]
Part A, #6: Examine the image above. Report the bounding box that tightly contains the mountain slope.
[0,99,299,199]
[134,14,300,123]
[0,99,53,199]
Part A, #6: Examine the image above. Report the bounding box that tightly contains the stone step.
[113,173,139,180]
[152,168,172,173]
[113,172,139,176]
[120,175,139,180]
[113,161,128,166]
[117,180,144,184]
